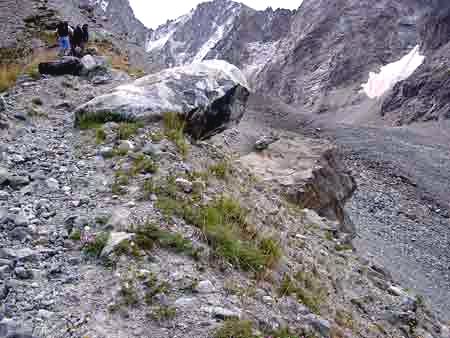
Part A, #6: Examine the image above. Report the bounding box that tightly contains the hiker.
[81,24,89,53]
[56,21,72,56]
[71,25,84,57]
[82,23,89,48]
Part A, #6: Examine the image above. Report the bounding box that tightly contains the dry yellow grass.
[0,64,21,92]
[0,49,57,91]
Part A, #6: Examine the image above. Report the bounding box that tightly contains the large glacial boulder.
[74,60,250,139]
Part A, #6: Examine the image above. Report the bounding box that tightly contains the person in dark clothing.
[71,25,83,56]
[81,24,89,53]
[56,21,71,56]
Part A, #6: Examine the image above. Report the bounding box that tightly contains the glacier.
[361,45,425,99]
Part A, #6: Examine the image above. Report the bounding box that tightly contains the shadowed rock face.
[74,60,250,139]
[381,2,450,124]
[238,136,356,234]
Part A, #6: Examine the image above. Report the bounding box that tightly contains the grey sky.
[129,0,302,29]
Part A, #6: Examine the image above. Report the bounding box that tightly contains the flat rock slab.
[238,136,356,232]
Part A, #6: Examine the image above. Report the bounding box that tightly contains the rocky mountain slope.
[1,56,448,338]
[1,0,450,337]
[145,0,437,113]
[0,0,150,69]
[145,0,293,80]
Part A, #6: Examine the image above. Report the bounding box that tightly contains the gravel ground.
[246,94,450,321]
[322,123,450,321]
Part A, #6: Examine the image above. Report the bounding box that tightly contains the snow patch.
[89,0,108,12]
[361,45,425,99]
[100,0,109,12]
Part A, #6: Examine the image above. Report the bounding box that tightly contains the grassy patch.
[214,320,257,338]
[69,229,82,241]
[77,111,129,130]
[335,310,355,330]
[119,280,139,306]
[151,305,176,321]
[150,131,164,143]
[335,243,353,252]
[117,122,144,140]
[208,160,230,179]
[131,154,158,175]
[37,30,58,47]
[112,170,130,195]
[153,184,281,273]
[141,178,157,200]
[83,232,109,257]
[184,197,280,272]
[133,222,199,259]
[147,175,282,273]
[128,67,146,78]
[144,274,170,305]
[0,64,21,92]
[277,272,327,315]
[95,127,107,144]
[163,112,189,157]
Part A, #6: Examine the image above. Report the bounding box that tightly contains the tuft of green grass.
[111,169,130,195]
[185,197,280,272]
[133,222,199,259]
[278,272,326,315]
[117,121,144,140]
[150,131,164,143]
[258,237,282,269]
[114,240,141,258]
[208,160,230,179]
[335,243,353,252]
[335,309,355,330]
[141,178,157,200]
[278,275,297,297]
[153,189,281,272]
[69,229,82,241]
[144,275,170,305]
[95,127,107,144]
[120,281,139,306]
[163,112,189,157]
[127,67,146,78]
[83,232,110,257]
[214,320,257,338]
[37,30,58,47]
[151,305,176,321]
[131,154,158,175]
[77,111,128,130]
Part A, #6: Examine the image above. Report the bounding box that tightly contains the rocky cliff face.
[71,0,150,44]
[145,0,436,116]
[381,2,450,124]
[145,0,293,79]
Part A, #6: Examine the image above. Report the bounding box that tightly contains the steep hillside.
[0,0,151,70]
